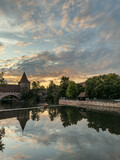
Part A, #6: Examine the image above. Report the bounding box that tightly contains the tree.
[77,83,84,94]
[102,73,120,99]
[0,72,7,86]
[20,87,39,103]
[85,73,120,99]
[60,76,69,98]
[66,81,78,99]
[32,81,40,89]
[47,81,56,103]
[47,81,60,104]
[32,81,45,91]
[39,85,45,91]
[85,76,103,99]
[52,85,60,104]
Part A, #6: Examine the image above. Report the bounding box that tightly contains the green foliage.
[60,76,69,98]
[32,81,40,89]
[31,109,40,121]
[48,106,83,127]
[47,81,60,104]
[0,128,5,151]
[20,87,39,103]
[87,112,120,135]
[32,81,45,91]
[0,72,7,86]
[47,81,55,103]
[77,83,84,94]
[39,85,45,91]
[85,73,120,99]
[66,81,78,99]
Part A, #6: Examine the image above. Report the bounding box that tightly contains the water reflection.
[48,106,120,135]
[86,112,120,134]
[0,128,5,152]
[0,106,120,159]
[0,106,119,135]
[17,110,29,131]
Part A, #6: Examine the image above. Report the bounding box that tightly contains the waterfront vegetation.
[85,73,120,99]
[1,73,120,104]
[46,73,120,103]
[0,73,7,86]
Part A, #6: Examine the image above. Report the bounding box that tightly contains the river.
[0,103,120,160]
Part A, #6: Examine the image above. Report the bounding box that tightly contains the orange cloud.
[17,42,32,47]
[0,44,5,54]
[13,153,31,160]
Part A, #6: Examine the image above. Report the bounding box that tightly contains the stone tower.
[18,72,30,90]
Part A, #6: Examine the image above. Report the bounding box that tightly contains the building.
[18,72,30,90]
[0,72,30,100]
[78,92,88,101]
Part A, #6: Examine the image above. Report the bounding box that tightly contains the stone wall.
[0,92,20,100]
[59,100,120,113]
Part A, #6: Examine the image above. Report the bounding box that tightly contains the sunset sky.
[0,0,120,86]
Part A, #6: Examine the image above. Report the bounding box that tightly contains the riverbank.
[59,99,120,114]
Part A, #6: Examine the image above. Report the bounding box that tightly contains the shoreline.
[59,99,120,114]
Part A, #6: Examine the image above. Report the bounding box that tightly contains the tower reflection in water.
[0,106,120,152]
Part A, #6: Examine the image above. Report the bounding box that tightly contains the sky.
[0,0,120,86]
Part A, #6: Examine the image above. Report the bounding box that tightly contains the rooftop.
[18,72,30,83]
[78,92,87,98]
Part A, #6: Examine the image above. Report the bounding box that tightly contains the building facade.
[0,72,30,100]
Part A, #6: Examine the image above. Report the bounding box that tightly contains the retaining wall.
[59,100,120,113]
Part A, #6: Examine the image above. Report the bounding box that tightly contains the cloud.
[33,36,41,40]
[0,37,18,45]
[1,108,120,160]
[19,20,35,32]
[0,44,4,50]
[2,43,117,86]
[61,10,69,30]
[0,44,5,54]
[13,153,31,160]
[14,51,21,53]
[17,42,32,47]
[22,10,35,20]
[0,0,120,84]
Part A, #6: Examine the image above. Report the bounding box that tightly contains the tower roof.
[17,116,29,131]
[18,72,30,83]
[17,110,30,131]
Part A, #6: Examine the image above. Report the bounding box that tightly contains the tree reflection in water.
[55,106,83,127]
[1,106,120,136]
[35,106,120,135]
[87,112,120,135]
[31,108,45,121]
[31,109,40,121]
[0,128,5,152]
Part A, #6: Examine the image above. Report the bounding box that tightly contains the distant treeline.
[1,73,120,104]
[21,76,84,104]
[47,73,120,103]
[85,73,120,99]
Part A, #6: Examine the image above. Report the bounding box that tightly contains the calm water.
[0,104,120,160]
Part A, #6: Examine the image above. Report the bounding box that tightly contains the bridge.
[0,72,30,101]
[0,92,20,101]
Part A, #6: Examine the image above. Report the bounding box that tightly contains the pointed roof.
[78,92,88,98]
[17,110,29,131]
[17,117,29,131]
[18,72,30,83]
